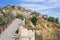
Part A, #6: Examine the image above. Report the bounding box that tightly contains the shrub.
[48,16,56,22]
[16,13,25,20]
[48,16,59,24]
[0,10,14,28]
[31,16,37,26]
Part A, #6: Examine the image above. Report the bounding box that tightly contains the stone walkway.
[0,18,22,40]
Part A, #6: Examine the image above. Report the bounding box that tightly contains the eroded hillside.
[0,5,60,40]
[25,13,60,40]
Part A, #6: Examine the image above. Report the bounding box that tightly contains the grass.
[35,32,43,40]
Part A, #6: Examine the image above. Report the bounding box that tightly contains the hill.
[0,5,60,40]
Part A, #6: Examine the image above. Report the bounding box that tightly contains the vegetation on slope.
[48,16,59,24]
[16,13,25,20]
[0,5,60,40]
[31,16,37,26]
[25,15,60,40]
[0,10,14,28]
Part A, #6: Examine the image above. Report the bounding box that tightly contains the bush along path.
[0,10,15,34]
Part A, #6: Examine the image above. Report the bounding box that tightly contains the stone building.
[19,26,35,40]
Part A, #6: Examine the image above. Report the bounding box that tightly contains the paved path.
[0,18,22,40]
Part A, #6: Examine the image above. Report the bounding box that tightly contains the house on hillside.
[19,26,35,40]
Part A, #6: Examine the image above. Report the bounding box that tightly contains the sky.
[0,0,60,20]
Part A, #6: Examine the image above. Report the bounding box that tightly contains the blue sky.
[0,0,60,20]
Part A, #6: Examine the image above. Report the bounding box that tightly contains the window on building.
[16,30,19,34]
[28,37,31,40]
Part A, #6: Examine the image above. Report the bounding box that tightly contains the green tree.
[31,16,37,26]
[48,16,59,24]
[48,16,56,22]
[56,18,59,24]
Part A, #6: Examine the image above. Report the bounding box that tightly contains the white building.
[19,26,35,40]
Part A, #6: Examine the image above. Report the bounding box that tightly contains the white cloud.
[21,0,45,2]
[20,0,60,3]
[18,0,60,15]
[19,2,60,11]
[47,0,60,2]
[18,0,60,20]
[17,0,60,20]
